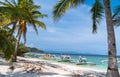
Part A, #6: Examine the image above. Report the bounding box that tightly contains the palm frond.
[0,32,14,60]
[0,15,11,26]
[0,0,47,44]
[53,0,73,22]
[32,11,47,18]
[71,0,84,8]
[0,7,29,21]
[29,5,41,11]
[34,20,46,29]
[113,5,120,26]
[17,0,21,7]
[90,0,104,33]
[3,0,15,7]
[113,17,120,26]
[53,0,84,22]
[29,0,34,4]
[0,1,13,7]
[31,24,38,34]
[11,0,18,7]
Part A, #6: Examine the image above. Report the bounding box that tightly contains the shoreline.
[40,56,107,72]
[41,57,107,73]
[25,52,109,71]
[0,56,106,77]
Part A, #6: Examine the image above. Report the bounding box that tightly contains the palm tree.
[53,0,119,77]
[0,0,47,61]
[0,27,14,60]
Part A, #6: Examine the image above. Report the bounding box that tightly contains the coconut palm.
[0,0,47,61]
[53,0,119,77]
[0,28,14,60]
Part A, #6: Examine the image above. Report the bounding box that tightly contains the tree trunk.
[13,31,21,62]
[104,0,120,77]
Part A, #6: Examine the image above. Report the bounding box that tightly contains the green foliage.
[0,0,47,61]
[27,47,44,53]
[25,54,34,57]
[90,0,104,33]
[113,5,120,26]
[53,0,104,33]
[0,28,14,60]
[17,44,29,56]
[53,0,84,22]
[0,27,29,59]
[0,0,47,43]
[0,14,11,26]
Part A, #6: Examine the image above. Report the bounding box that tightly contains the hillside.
[27,47,44,53]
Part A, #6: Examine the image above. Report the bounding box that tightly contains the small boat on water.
[58,55,74,62]
[76,56,87,65]
[50,55,57,59]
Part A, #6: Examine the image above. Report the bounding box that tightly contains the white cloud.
[47,27,56,33]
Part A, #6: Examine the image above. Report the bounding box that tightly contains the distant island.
[17,47,44,56]
[27,47,44,53]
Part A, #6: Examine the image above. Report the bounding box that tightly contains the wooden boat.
[76,56,87,65]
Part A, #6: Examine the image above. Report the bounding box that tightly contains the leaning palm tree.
[53,0,119,77]
[0,0,47,61]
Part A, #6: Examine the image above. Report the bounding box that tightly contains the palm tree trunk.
[104,0,120,77]
[13,31,21,62]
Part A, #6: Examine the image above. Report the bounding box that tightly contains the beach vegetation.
[0,27,29,60]
[0,0,47,61]
[17,43,29,56]
[27,47,44,53]
[0,27,14,60]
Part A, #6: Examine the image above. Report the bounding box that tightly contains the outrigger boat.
[58,55,74,62]
[76,56,87,65]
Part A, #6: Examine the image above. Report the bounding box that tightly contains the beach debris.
[15,63,42,74]
[9,65,15,70]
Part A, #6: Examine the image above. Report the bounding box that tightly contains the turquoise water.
[49,54,120,71]
[26,52,120,71]
[53,54,108,70]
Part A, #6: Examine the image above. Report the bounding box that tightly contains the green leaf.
[53,0,84,22]
[90,0,104,33]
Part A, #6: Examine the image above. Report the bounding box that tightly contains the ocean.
[45,53,120,71]
[50,54,109,70]
[26,52,120,71]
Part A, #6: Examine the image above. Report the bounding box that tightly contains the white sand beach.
[0,56,106,77]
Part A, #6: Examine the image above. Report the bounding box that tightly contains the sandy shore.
[0,56,106,77]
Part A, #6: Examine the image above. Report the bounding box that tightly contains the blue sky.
[25,0,120,55]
